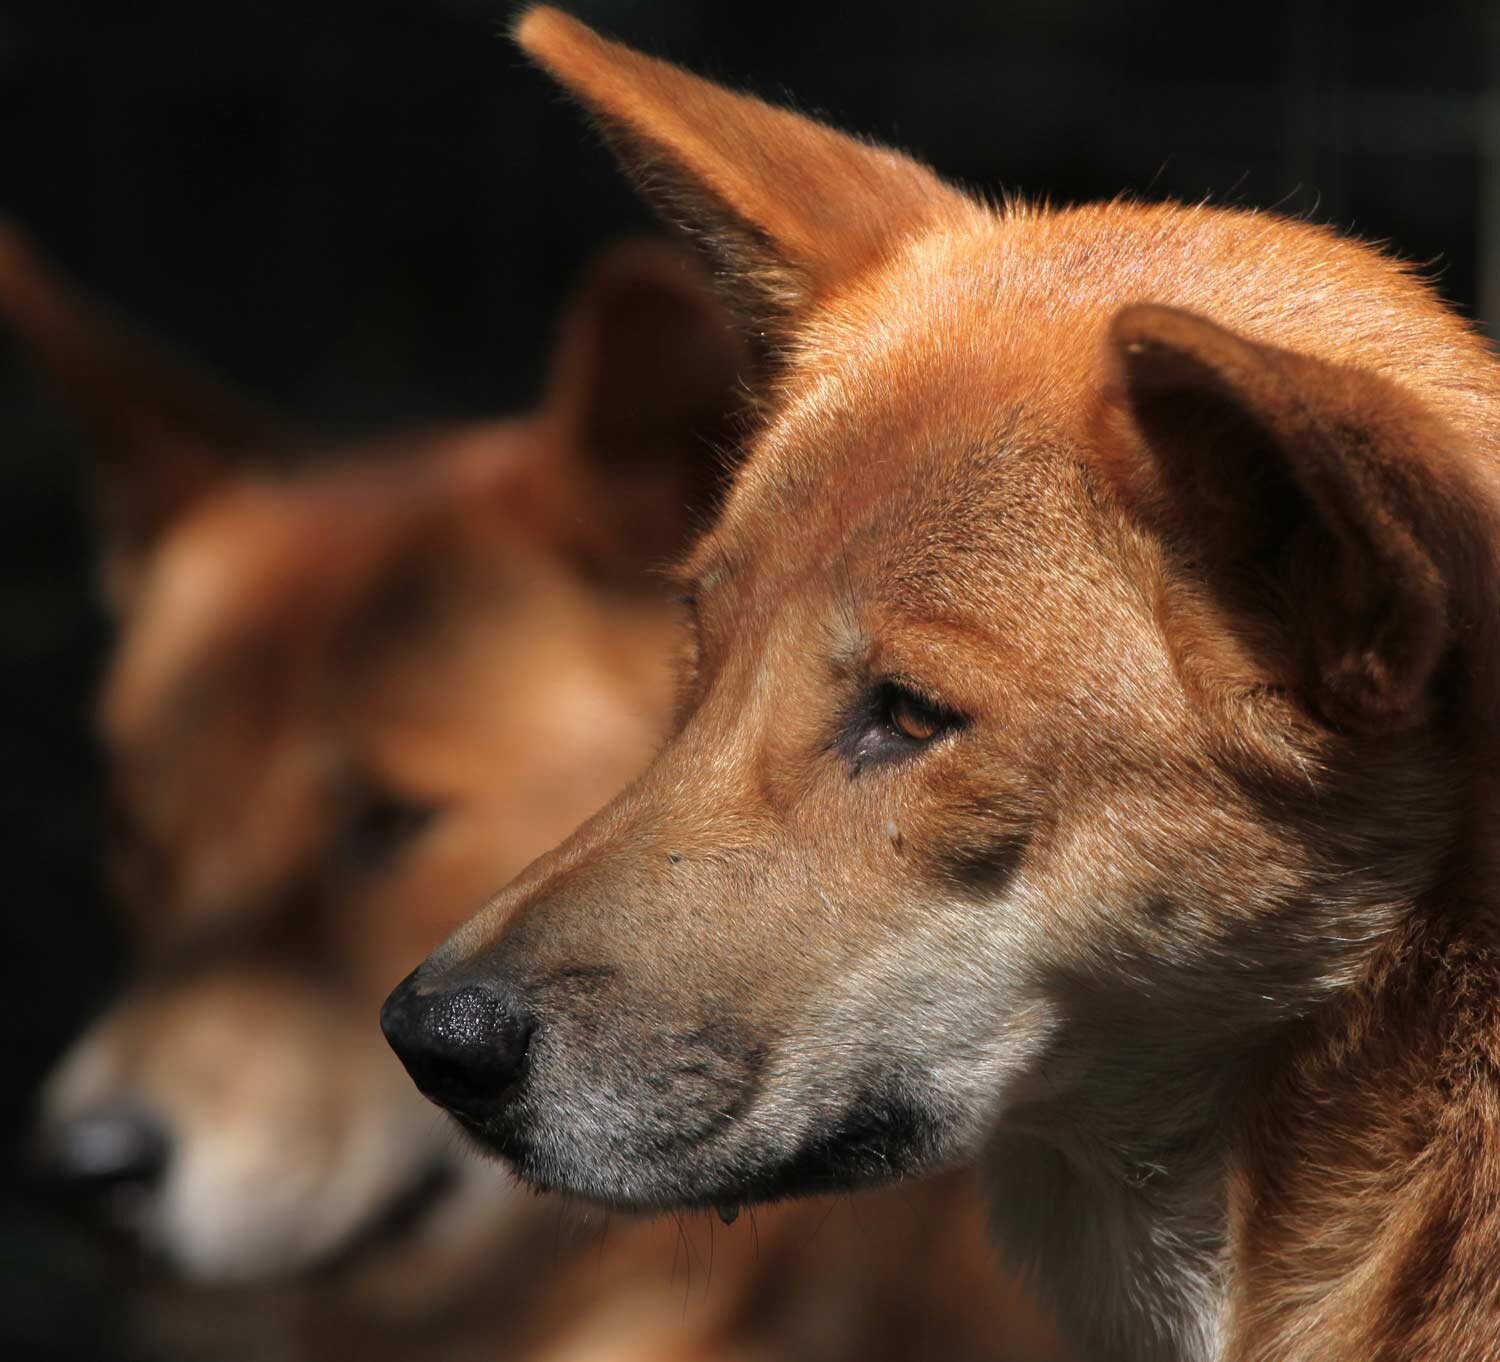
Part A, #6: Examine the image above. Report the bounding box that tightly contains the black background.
[1,1,1493,1356]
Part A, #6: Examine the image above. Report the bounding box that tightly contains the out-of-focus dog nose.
[381,969,534,1119]
[40,1105,170,1202]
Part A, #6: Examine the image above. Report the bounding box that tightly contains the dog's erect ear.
[1105,303,1489,735]
[0,223,288,608]
[545,237,746,474]
[513,7,973,338]
[537,238,748,574]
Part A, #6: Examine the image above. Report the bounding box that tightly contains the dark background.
[1,1,1494,1356]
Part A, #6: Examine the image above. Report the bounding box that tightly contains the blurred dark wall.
[0,0,1491,1356]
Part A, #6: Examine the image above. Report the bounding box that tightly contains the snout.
[380,968,535,1123]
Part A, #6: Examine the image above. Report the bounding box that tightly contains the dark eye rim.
[334,783,442,877]
[836,677,968,774]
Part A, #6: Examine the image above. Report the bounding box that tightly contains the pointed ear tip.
[512,5,597,63]
[1107,305,1252,400]
[1109,303,1195,355]
[1106,307,1180,399]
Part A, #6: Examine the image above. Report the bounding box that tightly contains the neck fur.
[987,884,1500,1362]
[985,1053,1241,1362]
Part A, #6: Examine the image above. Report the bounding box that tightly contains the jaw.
[444,960,1053,1215]
[445,1050,961,1215]
[421,864,1064,1213]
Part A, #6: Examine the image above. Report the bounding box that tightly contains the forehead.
[101,442,531,754]
[690,196,1450,625]
[692,227,1109,633]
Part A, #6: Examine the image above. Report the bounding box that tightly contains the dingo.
[385,12,1500,1362]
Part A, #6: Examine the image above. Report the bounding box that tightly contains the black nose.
[381,969,534,1120]
[39,1105,170,1212]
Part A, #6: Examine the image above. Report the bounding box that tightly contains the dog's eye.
[839,680,965,773]
[335,787,439,877]
[886,688,945,743]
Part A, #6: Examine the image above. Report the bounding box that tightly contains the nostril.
[39,1106,170,1202]
[381,971,534,1119]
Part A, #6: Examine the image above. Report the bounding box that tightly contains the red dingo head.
[383,14,1500,1360]
[11,227,744,1284]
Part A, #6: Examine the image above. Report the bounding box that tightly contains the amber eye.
[887,688,944,742]
[838,680,965,773]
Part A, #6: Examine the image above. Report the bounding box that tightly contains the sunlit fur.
[405,12,1500,1362]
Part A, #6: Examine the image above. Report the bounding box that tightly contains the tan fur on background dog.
[6,228,1058,1361]
[385,11,1500,1362]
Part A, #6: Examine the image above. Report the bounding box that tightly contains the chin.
[447,1082,951,1215]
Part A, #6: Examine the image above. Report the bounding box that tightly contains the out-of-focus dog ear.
[0,222,289,610]
[538,238,749,575]
[513,7,974,347]
[1104,303,1493,736]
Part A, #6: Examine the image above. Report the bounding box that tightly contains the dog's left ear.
[537,238,749,574]
[1106,303,1490,735]
[0,224,289,609]
[513,8,973,343]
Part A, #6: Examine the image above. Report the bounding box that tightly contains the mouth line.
[36,1126,461,1289]
[315,1157,458,1277]
[501,1158,901,1218]
[447,1086,939,1215]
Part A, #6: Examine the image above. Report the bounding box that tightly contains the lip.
[446,1096,935,1217]
[446,1107,533,1172]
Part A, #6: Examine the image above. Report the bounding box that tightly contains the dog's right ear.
[1104,304,1497,737]
[0,224,286,609]
[537,238,748,575]
[513,7,974,342]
